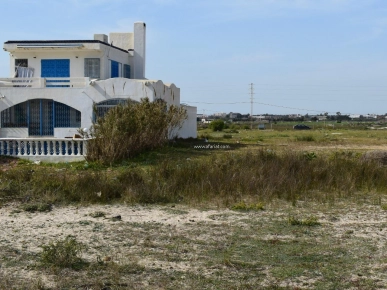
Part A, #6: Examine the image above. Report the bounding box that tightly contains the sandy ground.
[2,201,387,289]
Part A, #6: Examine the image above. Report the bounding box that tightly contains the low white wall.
[178,105,197,139]
[0,128,28,138]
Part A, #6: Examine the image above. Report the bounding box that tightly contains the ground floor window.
[0,99,81,136]
[94,99,132,120]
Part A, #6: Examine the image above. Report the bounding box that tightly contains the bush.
[85,98,187,164]
[288,216,320,226]
[40,236,86,269]
[231,201,264,211]
[296,135,315,142]
[209,120,225,131]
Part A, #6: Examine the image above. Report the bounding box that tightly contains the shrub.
[22,203,51,213]
[296,135,315,142]
[85,98,187,164]
[40,236,86,269]
[209,120,225,131]
[231,201,264,211]
[288,216,320,226]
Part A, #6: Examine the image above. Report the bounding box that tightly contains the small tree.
[85,98,186,164]
[209,119,225,131]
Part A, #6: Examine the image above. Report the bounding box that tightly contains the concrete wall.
[177,105,197,139]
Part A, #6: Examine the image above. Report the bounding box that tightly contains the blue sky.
[1,0,387,115]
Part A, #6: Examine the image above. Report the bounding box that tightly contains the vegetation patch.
[288,215,321,226]
[89,211,106,218]
[231,201,265,211]
[295,135,316,142]
[39,236,86,269]
[21,203,51,213]
[85,97,187,164]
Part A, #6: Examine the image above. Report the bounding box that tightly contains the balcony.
[0,77,91,88]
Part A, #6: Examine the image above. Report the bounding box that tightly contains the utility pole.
[250,83,254,129]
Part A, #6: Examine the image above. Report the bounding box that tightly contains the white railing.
[0,77,90,88]
[0,138,87,162]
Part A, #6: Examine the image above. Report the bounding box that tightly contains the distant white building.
[0,22,196,140]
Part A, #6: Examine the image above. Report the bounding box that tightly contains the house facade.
[0,22,196,143]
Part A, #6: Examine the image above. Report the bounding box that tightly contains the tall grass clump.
[85,98,186,164]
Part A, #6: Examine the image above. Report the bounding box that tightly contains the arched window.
[1,100,81,136]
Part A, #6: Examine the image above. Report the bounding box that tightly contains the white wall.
[178,105,197,139]
[0,128,28,138]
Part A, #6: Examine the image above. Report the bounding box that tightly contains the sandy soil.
[2,201,387,289]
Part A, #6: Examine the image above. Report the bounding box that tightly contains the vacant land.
[2,122,387,289]
[2,201,387,289]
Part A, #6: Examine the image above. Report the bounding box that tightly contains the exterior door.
[28,99,54,136]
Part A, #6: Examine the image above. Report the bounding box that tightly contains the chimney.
[133,22,146,79]
[94,34,108,43]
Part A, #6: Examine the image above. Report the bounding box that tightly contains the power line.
[183,100,349,115]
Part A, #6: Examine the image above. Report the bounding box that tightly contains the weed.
[223,134,233,139]
[22,203,51,213]
[90,211,106,218]
[303,152,317,160]
[381,204,387,210]
[40,236,86,269]
[231,201,265,211]
[296,135,316,142]
[288,216,320,226]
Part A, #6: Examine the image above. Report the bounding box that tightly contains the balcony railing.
[0,138,87,162]
[0,77,91,88]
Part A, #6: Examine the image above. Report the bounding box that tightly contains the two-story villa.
[0,22,196,143]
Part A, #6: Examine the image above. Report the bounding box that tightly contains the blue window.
[111,60,119,78]
[41,59,70,87]
[123,64,131,79]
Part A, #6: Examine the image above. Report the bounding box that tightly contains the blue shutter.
[111,60,119,78]
[41,59,70,87]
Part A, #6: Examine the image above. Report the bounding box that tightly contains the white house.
[0,22,196,161]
